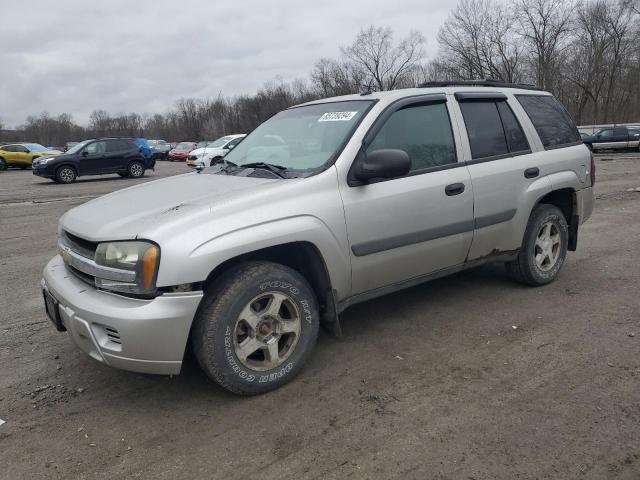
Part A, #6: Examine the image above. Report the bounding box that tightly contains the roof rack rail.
[418,79,543,91]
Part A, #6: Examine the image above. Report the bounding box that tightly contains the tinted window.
[85,141,107,155]
[367,102,456,171]
[497,102,530,152]
[613,128,627,136]
[106,140,132,152]
[516,95,580,148]
[2,145,15,152]
[459,101,508,159]
[15,145,29,153]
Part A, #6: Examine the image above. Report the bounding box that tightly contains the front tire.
[55,166,77,184]
[127,161,145,178]
[192,261,320,395]
[506,204,568,286]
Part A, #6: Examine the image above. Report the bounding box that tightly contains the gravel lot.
[1,157,639,479]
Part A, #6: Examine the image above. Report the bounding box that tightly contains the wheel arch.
[202,241,337,326]
[535,187,578,251]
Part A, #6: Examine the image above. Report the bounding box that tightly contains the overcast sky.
[0,0,453,128]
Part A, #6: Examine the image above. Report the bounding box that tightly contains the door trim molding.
[351,209,517,257]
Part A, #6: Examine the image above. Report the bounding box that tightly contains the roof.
[295,81,550,108]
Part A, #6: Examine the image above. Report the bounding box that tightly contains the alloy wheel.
[534,221,561,271]
[232,291,301,371]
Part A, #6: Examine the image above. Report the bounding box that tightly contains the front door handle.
[445,183,465,196]
[524,167,539,179]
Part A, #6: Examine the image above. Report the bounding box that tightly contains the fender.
[157,215,351,299]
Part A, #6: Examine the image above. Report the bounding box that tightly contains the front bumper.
[186,158,205,168]
[42,255,203,375]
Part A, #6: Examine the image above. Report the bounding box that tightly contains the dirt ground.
[1,156,639,480]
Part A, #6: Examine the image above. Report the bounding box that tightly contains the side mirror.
[82,150,89,157]
[353,149,411,183]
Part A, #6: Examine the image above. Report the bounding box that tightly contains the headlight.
[38,157,52,165]
[94,241,160,296]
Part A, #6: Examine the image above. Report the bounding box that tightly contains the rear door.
[340,95,474,295]
[455,92,535,259]
[612,127,629,149]
[13,145,31,166]
[104,139,132,172]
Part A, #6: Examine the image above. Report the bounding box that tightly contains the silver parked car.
[42,80,595,395]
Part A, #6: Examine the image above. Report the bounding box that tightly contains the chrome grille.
[61,230,97,259]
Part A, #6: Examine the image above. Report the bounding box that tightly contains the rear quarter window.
[515,95,581,149]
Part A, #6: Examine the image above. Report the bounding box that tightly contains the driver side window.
[366,102,457,172]
[15,145,29,153]
[599,129,613,138]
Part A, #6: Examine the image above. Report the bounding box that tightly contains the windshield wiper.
[239,162,288,179]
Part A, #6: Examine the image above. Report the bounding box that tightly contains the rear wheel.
[209,156,223,167]
[506,204,568,286]
[127,161,145,178]
[0,158,6,170]
[55,166,77,184]
[192,261,319,395]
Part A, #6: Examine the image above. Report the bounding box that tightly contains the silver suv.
[42,80,595,395]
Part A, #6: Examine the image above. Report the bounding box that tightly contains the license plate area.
[43,289,66,332]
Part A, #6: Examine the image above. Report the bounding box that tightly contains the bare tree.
[516,0,574,90]
[341,26,425,91]
[438,0,524,82]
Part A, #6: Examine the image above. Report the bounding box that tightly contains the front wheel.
[192,261,319,395]
[506,204,568,286]
[55,166,77,184]
[127,161,145,178]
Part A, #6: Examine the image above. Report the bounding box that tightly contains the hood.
[61,172,279,242]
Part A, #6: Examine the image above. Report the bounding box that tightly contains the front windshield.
[25,143,48,152]
[224,100,373,171]
[148,140,158,147]
[176,142,194,151]
[66,140,90,154]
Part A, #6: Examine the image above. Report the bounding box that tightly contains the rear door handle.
[445,183,465,196]
[524,167,539,179]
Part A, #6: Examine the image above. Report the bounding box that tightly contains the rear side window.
[366,102,457,171]
[2,145,15,152]
[515,95,580,148]
[613,128,627,136]
[496,102,530,153]
[106,140,132,152]
[459,101,509,159]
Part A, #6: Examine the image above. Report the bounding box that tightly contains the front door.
[79,140,109,175]
[339,97,474,295]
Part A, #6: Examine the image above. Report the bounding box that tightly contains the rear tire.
[127,161,145,178]
[506,204,568,286]
[55,166,77,184]
[0,158,6,170]
[209,156,223,167]
[192,261,319,395]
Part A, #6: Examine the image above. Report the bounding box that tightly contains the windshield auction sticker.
[318,111,358,122]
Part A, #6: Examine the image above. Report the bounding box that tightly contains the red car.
[168,142,197,161]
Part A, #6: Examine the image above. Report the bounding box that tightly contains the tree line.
[2,0,638,146]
